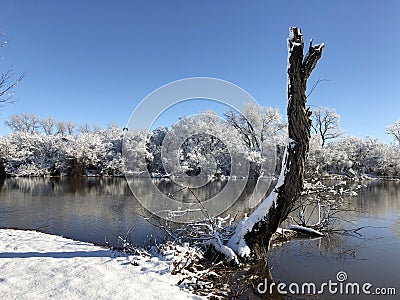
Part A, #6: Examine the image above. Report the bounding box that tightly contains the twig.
[306,78,330,99]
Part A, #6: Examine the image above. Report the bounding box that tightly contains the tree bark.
[242,27,325,259]
[0,158,6,177]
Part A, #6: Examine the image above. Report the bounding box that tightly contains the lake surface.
[0,177,258,247]
[267,180,400,299]
[0,177,399,298]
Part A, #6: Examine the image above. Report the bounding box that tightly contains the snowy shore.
[0,229,202,300]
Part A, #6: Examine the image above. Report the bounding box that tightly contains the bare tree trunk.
[0,158,6,177]
[228,27,325,260]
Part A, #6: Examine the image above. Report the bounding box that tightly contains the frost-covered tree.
[306,134,400,178]
[146,126,168,176]
[123,129,153,176]
[99,123,125,176]
[56,121,67,136]
[1,132,69,176]
[224,103,284,151]
[4,113,40,133]
[311,107,344,147]
[70,132,107,174]
[157,111,253,178]
[161,112,220,176]
[385,120,400,145]
[40,116,56,135]
[306,134,324,176]
[78,122,92,134]
[66,121,76,136]
[55,120,76,136]
[1,119,129,176]
[223,104,286,177]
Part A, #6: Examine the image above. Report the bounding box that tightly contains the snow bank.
[0,229,203,300]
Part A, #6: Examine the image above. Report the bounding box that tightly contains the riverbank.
[0,229,202,300]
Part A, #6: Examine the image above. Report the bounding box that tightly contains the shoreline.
[0,228,202,300]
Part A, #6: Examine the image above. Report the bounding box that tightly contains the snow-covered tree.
[306,134,324,176]
[311,107,344,147]
[223,104,285,177]
[99,124,125,175]
[40,116,56,135]
[72,132,107,173]
[66,121,76,136]
[123,129,153,176]
[224,103,284,151]
[146,126,168,176]
[161,112,221,176]
[78,122,93,134]
[4,113,40,133]
[56,121,67,136]
[306,134,400,178]
[1,132,69,176]
[54,120,75,136]
[385,120,400,145]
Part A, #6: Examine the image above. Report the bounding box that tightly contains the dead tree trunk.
[228,27,325,260]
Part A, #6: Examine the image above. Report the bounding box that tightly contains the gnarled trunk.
[228,27,325,259]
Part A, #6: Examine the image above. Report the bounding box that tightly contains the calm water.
[0,177,399,298]
[267,180,400,299]
[0,177,257,247]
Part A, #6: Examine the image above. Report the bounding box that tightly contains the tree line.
[3,113,103,136]
[0,106,399,178]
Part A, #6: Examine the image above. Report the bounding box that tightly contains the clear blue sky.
[0,0,399,142]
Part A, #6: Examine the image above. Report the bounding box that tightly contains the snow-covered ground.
[0,229,203,300]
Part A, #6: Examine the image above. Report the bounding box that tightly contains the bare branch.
[0,33,25,107]
[306,78,330,98]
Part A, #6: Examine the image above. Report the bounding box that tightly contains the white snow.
[0,229,203,300]
[275,227,296,235]
[227,145,290,257]
[287,225,324,237]
[206,234,238,264]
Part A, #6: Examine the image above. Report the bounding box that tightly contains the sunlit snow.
[0,229,203,300]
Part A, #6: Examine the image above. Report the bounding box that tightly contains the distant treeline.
[1,106,399,178]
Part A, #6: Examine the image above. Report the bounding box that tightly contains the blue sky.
[0,0,399,142]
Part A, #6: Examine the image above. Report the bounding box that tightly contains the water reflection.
[356,181,400,216]
[126,177,262,222]
[0,177,133,196]
[268,180,400,299]
[0,177,154,247]
[0,177,261,247]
